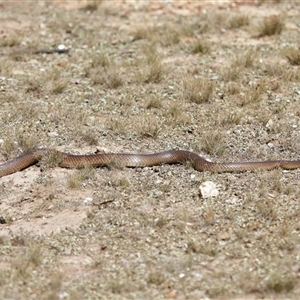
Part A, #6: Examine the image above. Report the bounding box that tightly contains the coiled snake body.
[0,148,300,178]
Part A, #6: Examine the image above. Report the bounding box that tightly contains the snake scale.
[0,148,300,178]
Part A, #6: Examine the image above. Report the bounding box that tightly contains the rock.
[199,181,219,198]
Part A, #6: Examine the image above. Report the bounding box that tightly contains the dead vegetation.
[255,15,284,37]
[183,75,215,104]
[283,47,300,66]
[0,1,300,299]
[190,40,210,54]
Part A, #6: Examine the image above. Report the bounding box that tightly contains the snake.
[0,148,300,178]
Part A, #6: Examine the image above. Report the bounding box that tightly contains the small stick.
[0,46,70,56]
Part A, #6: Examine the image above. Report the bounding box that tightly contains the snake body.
[0,148,300,178]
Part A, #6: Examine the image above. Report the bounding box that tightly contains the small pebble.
[84,197,93,204]
[48,131,59,137]
[199,181,219,198]
[58,44,67,50]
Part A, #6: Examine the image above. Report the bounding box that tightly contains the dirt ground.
[0,0,300,299]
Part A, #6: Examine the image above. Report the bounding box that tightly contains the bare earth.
[0,1,300,299]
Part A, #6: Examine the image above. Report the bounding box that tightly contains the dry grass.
[133,26,157,41]
[138,116,162,138]
[80,129,99,146]
[136,47,166,84]
[133,23,180,46]
[0,58,13,76]
[283,47,300,66]
[91,66,123,88]
[0,35,21,47]
[183,75,215,103]
[0,1,300,300]
[91,53,110,68]
[247,80,266,104]
[145,94,162,109]
[266,273,297,293]
[202,132,226,156]
[50,78,68,94]
[219,110,243,126]
[255,15,284,37]
[227,14,250,29]
[68,167,95,188]
[17,134,38,152]
[190,40,210,54]
[81,0,103,12]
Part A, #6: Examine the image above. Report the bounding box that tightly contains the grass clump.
[51,78,68,94]
[247,81,266,103]
[105,70,123,89]
[226,82,242,95]
[222,65,242,82]
[138,116,162,138]
[266,273,296,293]
[232,51,256,69]
[0,58,13,76]
[191,41,210,54]
[145,94,162,109]
[14,245,43,279]
[144,57,164,84]
[155,216,168,228]
[219,111,242,126]
[147,271,165,286]
[108,281,126,294]
[80,130,99,146]
[87,52,122,88]
[81,0,103,12]
[106,117,129,135]
[25,77,43,94]
[183,75,215,104]
[133,23,180,46]
[164,102,189,127]
[256,15,284,38]
[228,14,249,29]
[159,24,180,46]
[118,177,130,189]
[221,52,255,82]
[17,134,38,152]
[1,140,17,157]
[39,150,64,169]
[68,167,95,188]
[222,51,255,82]
[202,132,226,157]
[0,36,21,47]
[137,51,165,84]
[91,53,110,68]
[283,47,300,66]
[91,67,123,88]
[256,201,277,220]
[133,26,156,41]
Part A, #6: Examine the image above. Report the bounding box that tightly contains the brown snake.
[0,148,300,178]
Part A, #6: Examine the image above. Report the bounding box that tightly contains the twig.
[0,46,70,56]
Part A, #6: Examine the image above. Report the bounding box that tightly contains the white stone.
[47,131,58,137]
[199,181,219,198]
[266,119,274,128]
[84,197,93,204]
